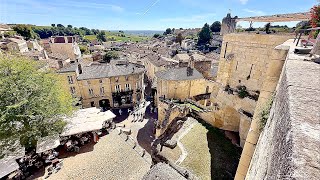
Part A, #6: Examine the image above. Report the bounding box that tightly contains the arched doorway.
[99,99,110,111]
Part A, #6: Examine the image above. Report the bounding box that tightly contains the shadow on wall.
[200,120,242,179]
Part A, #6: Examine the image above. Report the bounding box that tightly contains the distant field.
[84,32,150,42]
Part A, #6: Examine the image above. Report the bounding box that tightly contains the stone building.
[58,60,145,109]
[0,38,29,53]
[49,36,81,60]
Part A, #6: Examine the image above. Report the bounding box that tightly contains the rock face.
[246,40,320,179]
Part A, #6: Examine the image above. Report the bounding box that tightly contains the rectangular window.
[70,87,76,94]
[125,84,131,91]
[89,88,94,95]
[115,77,119,82]
[67,76,74,84]
[100,87,105,95]
[115,85,121,92]
[125,76,129,81]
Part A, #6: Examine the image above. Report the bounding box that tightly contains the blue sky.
[0,0,318,30]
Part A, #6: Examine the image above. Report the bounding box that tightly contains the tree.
[163,28,172,35]
[103,51,119,63]
[57,24,64,28]
[67,25,73,28]
[153,34,161,38]
[79,45,89,54]
[198,23,212,45]
[210,21,221,32]
[51,24,55,27]
[176,33,184,45]
[97,31,107,42]
[13,24,37,40]
[265,23,271,34]
[0,54,74,149]
[310,5,320,38]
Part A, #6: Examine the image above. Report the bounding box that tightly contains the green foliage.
[13,24,37,40]
[236,86,249,99]
[79,45,89,54]
[198,23,212,45]
[97,31,107,42]
[176,33,184,45]
[163,28,172,35]
[3,31,17,38]
[265,23,271,34]
[103,51,119,63]
[0,54,74,149]
[153,33,161,38]
[259,96,274,131]
[210,21,221,32]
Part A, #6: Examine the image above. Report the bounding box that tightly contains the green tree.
[153,34,161,38]
[67,25,73,28]
[176,33,184,45]
[79,45,89,54]
[265,23,271,34]
[51,24,55,27]
[198,23,212,45]
[103,51,119,63]
[57,24,64,28]
[210,21,221,32]
[163,28,172,35]
[97,31,107,42]
[13,25,37,40]
[0,54,74,149]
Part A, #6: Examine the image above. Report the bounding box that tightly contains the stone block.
[239,153,252,168]
[236,163,249,178]
[245,130,260,144]
[234,172,246,180]
[242,142,256,157]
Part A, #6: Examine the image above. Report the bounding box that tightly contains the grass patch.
[83,32,150,42]
[259,95,274,131]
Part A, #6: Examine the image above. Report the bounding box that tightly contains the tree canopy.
[176,33,184,45]
[13,24,38,40]
[97,31,107,42]
[0,54,74,149]
[103,51,119,63]
[210,21,221,32]
[163,28,172,35]
[198,23,212,45]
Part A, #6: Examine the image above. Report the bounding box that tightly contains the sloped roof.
[77,62,144,80]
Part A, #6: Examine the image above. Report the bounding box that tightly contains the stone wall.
[245,40,320,179]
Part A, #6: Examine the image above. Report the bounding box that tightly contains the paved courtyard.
[46,130,151,180]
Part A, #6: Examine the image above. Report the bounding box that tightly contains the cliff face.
[246,40,320,179]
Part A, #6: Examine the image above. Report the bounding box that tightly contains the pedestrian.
[119,109,122,116]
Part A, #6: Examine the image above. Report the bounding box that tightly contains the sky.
[0,0,318,30]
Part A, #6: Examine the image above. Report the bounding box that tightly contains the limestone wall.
[245,40,320,180]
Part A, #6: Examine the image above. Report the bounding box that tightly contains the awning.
[61,108,116,137]
[36,135,61,153]
[0,158,19,179]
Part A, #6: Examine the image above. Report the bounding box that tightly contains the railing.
[294,27,320,47]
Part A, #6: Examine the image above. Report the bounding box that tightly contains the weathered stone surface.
[246,40,320,180]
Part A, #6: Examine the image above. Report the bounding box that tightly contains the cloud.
[160,13,216,23]
[243,9,265,16]
[239,0,248,5]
